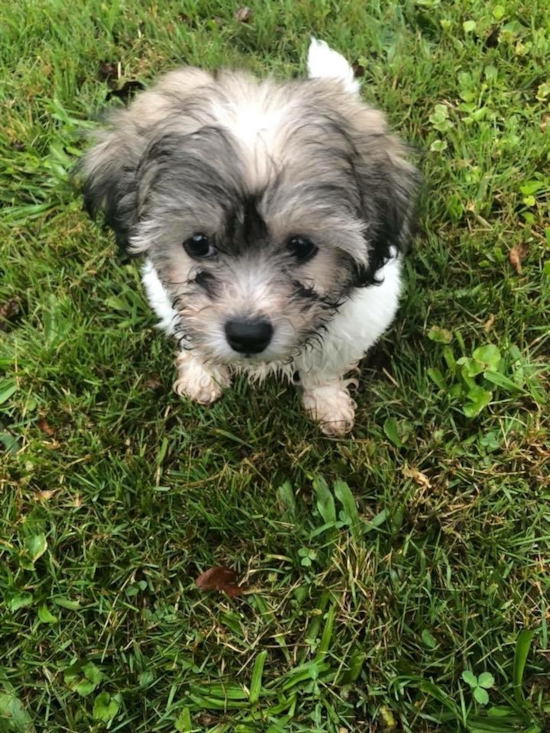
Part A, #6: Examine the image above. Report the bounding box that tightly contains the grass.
[1,0,549,731]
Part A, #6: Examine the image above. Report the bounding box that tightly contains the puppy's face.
[82,68,417,365]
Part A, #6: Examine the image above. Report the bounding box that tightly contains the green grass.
[1,1,549,731]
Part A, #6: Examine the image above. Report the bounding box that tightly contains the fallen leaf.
[483,314,495,332]
[403,466,432,489]
[98,61,118,85]
[35,490,56,501]
[508,245,526,274]
[196,566,244,597]
[234,6,252,23]
[0,298,19,329]
[198,714,215,726]
[37,417,56,436]
[484,26,500,49]
[351,61,366,78]
[144,377,161,389]
[106,80,145,103]
[379,704,397,730]
[428,325,453,344]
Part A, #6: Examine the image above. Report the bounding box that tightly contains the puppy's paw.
[173,353,231,405]
[302,383,356,436]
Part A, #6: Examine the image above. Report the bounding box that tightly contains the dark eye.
[183,233,216,259]
[287,236,318,262]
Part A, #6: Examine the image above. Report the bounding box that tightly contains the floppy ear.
[79,67,213,252]
[306,41,419,284]
[80,120,143,251]
[367,143,419,277]
[352,124,419,285]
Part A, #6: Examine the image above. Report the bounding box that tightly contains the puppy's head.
[81,53,418,365]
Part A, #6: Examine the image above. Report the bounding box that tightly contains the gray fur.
[81,66,419,364]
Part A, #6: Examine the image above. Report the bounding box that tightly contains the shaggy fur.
[81,39,419,435]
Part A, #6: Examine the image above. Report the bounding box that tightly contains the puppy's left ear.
[354,128,420,285]
[307,40,420,283]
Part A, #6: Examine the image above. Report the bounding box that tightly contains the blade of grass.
[249,650,267,704]
[313,476,336,525]
[513,629,535,705]
[333,480,361,542]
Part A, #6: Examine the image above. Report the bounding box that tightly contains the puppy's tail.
[307,38,360,96]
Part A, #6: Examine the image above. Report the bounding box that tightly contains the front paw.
[173,354,231,405]
[302,384,356,436]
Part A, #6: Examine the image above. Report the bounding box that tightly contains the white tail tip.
[307,38,360,95]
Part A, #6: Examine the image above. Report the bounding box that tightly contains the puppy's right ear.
[79,120,143,252]
[307,38,360,96]
[79,67,214,252]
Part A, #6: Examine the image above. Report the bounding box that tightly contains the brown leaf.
[196,566,244,597]
[351,61,366,78]
[234,6,252,23]
[98,61,118,85]
[37,417,56,436]
[508,245,526,274]
[483,314,495,332]
[198,715,215,726]
[106,80,145,103]
[484,26,500,50]
[403,466,432,489]
[35,490,56,501]
[0,298,19,329]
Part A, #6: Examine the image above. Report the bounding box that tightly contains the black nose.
[225,318,273,354]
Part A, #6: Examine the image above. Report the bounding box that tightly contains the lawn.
[1,1,549,731]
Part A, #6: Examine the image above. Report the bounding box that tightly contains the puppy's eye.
[183,233,216,259]
[287,236,318,262]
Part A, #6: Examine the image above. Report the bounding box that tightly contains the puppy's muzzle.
[224,318,273,354]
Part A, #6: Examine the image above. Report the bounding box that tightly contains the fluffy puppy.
[81,39,418,435]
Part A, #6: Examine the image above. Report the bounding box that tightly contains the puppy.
[81,39,418,435]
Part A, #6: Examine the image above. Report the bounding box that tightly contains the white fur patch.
[173,351,231,404]
[302,382,357,436]
[209,83,286,185]
[216,100,283,155]
[141,260,178,336]
[295,257,402,379]
[307,38,360,95]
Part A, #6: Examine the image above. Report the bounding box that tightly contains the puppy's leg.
[141,262,230,404]
[300,370,358,437]
[298,258,402,435]
[173,351,231,405]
